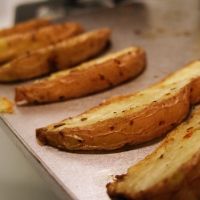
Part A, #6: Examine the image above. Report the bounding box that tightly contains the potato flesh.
[54,61,200,130]
[110,106,200,196]
[55,81,188,129]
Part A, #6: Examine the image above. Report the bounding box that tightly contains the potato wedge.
[0,22,84,63]
[15,47,146,105]
[0,97,13,113]
[36,61,200,151]
[107,105,200,200]
[0,18,51,38]
[0,28,111,82]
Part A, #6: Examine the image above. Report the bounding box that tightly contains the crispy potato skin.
[36,61,200,151]
[107,107,200,200]
[0,22,84,63]
[0,18,51,37]
[0,28,111,82]
[15,47,146,105]
[36,85,190,150]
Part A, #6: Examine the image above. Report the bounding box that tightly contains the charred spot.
[165,137,174,144]
[113,111,117,114]
[36,129,48,145]
[190,114,196,119]
[183,132,193,139]
[53,123,65,128]
[81,117,87,121]
[122,110,126,113]
[171,87,176,91]
[59,131,65,137]
[115,174,126,181]
[128,51,132,55]
[183,127,194,139]
[110,126,115,131]
[159,120,165,126]
[78,139,83,143]
[153,100,157,103]
[99,74,105,80]
[59,96,65,101]
[187,127,193,132]
[170,123,176,127]
[99,74,113,86]
[114,59,121,65]
[165,93,171,96]
[48,54,59,72]
[159,154,164,159]
[129,120,134,126]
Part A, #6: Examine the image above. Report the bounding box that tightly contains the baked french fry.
[0,28,111,82]
[0,22,84,63]
[36,61,200,151]
[15,46,146,105]
[0,97,13,113]
[107,105,200,200]
[0,18,51,38]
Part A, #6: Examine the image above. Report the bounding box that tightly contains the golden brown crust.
[0,18,51,37]
[0,28,111,82]
[15,47,146,105]
[35,61,200,151]
[107,106,200,200]
[0,97,13,113]
[36,85,190,150]
[0,22,84,63]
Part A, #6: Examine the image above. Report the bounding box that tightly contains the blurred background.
[0,0,41,27]
[0,0,132,27]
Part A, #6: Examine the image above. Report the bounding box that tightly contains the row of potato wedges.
[0,18,146,106]
[1,18,200,200]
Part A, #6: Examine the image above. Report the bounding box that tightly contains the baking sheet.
[1,1,200,199]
